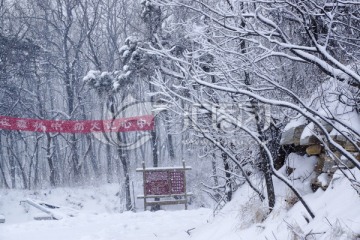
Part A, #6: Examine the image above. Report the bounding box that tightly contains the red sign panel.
[144,170,185,195]
[0,115,154,133]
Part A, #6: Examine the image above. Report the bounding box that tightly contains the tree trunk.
[70,134,81,184]
[151,127,161,211]
[7,134,16,189]
[34,143,40,188]
[222,151,233,201]
[165,111,175,160]
[212,152,219,186]
[117,147,132,211]
[0,136,10,189]
[252,100,276,211]
[46,133,56,187]
[84,134,99,178]
[106,143,112,183]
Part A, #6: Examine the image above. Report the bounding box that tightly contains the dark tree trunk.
[34,145,40,188]
[0,136,10,189]
[212,153,219,186]
[151,129,158,167]
[0,160,9,189]
[252,100,276,211]
[46,133,56,187]
[150,127,161,211]
[261,154,276,210]
[70,134,81,184]
[222,151,233,201]
[106,144,112,183]
[7,134,16,189]
[165,111,175,160]
[13,140,28,189]
[85,134,99,178]
[118,147,132,211]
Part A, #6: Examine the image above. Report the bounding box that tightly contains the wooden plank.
[20,199,62,220]
[136,166,192,172]
[34,215,55,221]
[145,200,187,206]
[183,160,188,210]
[142,162,146,211]
[137,193,193,199]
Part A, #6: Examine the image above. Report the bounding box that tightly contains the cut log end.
[306,144,322,155]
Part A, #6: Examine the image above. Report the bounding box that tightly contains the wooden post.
[183,160,188,210]
[132,181,136,211]
[142,161,146,211]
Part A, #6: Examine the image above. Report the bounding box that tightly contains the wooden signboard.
[136,161,192,210]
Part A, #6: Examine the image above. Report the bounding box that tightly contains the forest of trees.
[0,0,359,215]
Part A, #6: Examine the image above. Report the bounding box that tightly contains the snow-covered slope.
[190,155,360,240]
[1,160,360,240]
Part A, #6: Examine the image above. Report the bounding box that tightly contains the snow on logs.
[279,79,360,191]
[280,116,359,192]
[280,116,359,154]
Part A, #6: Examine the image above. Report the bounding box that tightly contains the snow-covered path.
[0,208,211,240]
[2,167,360,240]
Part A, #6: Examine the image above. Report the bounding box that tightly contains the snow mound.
[189,163,360,239]
[1,167,360,239]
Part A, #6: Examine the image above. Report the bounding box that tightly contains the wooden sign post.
[136,160,192,210]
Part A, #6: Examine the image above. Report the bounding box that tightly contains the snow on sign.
[137,161,193,210]
[0,115,154,133]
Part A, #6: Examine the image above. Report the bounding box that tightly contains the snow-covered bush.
[238,197,268,229]
[284,190,299,210]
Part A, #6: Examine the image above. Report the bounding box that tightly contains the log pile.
[280,119,360,192]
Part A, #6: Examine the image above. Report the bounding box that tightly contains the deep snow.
[0,184,211,240]
[1,208,211,240]
[1,156,360,240]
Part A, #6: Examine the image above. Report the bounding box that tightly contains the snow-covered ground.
[0,185,211,240]
[1,155,360,240]
[1,207,210,240]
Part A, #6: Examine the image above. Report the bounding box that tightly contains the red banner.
[0,115,154,133]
